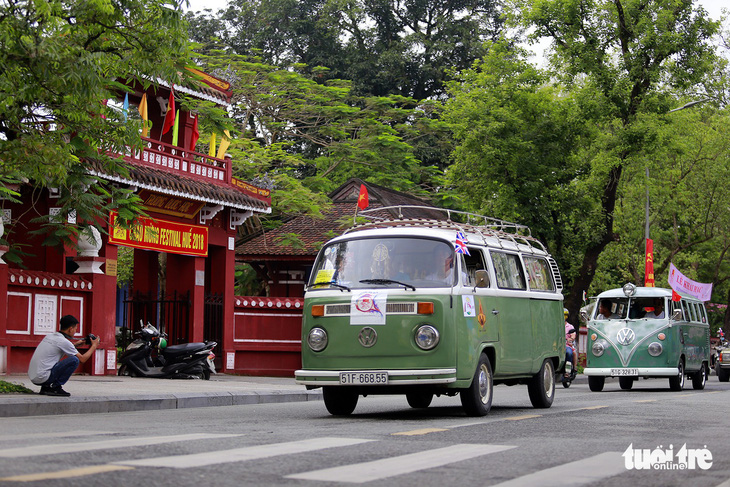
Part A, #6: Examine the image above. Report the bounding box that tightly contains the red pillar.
[167,253,205,343]
[208,242,235,372]
[132,248,158,296]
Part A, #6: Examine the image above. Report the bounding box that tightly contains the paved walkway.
[0,374,321,418]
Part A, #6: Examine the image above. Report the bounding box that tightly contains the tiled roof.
[88,159,271,213]
[236,178,440,259]
[236,203,355,259]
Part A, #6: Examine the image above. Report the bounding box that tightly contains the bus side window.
[463,248,488,287]
[693,302,703,323]
[491,252,526,290]
[698,304,707,323]
[681,300,692,322]
[523,256,555,292]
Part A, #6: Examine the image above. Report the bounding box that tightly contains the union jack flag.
[454,232,470,255]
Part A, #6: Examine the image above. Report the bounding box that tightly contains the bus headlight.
[648,342,663,357]
[415,325,440,350]
[592,340,607,357]
[307,327,328,352]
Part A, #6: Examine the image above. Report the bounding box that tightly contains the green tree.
[444,42,596,291]
[0,0,194,259]
[200,53,441,219]
[513,0,720,312]
[187,0,504,99]
[597,106,730,320]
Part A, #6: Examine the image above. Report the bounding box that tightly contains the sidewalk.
[0,374,321,418]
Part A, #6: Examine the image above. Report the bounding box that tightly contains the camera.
[85,333,98,345]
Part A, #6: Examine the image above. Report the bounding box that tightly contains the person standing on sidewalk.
[28,315,99,396]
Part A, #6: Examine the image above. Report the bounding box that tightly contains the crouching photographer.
[28,315,100,397]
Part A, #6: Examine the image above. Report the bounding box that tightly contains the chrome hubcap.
[543,362,554,399]
[478,365,490,404]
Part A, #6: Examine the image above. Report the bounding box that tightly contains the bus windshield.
[594,296,669,320]
[308,237,456,290]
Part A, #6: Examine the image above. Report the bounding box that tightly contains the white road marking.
[0,431,115,441]
[0,433,238,458]
[488,451,625,487]
[0,465,133,482]
[115,437,375,468]
[286,443,516,483]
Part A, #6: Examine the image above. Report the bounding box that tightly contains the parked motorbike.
[118,322,216,379]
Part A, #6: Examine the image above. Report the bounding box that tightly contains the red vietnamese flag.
[162,89,176,135]
[357,184,369,210]
[672,290,682,302]
[644,238,655,287]
[189,114,199,151]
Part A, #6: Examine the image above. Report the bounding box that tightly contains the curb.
[0,390,322,418]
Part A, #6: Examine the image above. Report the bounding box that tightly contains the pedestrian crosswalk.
[0,432,722,485]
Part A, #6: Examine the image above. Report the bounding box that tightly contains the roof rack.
[346,205,548,254]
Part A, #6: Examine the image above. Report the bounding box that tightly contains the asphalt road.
[1,378,729,487]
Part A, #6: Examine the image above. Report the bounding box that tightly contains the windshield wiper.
[359,279,416,291]
[308,281,351,292]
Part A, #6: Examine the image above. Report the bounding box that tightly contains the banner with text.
[644,238,655,287]
[108,211,208,257]
[668,263,713,302]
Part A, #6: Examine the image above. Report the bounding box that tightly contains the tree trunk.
[564,164,623,322]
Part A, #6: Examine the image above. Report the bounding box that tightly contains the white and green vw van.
[294,208,565,416]
[584,284,711,392]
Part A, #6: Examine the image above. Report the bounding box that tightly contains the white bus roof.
[595,286,701,301]
[338,207,551,256]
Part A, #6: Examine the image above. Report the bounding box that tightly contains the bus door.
[523,255,562,371]
[488,250,532,375]
[459,248,499,342]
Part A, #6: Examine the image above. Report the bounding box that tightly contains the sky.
[182,0,728,63]
[184,0,726,22]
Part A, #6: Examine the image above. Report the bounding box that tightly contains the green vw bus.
[294,208,565,416]
[584,284,711,392]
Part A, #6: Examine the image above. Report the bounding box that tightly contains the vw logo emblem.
[617,327,635,346]
[358,327,378,348]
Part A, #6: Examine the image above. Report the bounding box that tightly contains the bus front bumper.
[583,367,679,377]
[294,368,457,386]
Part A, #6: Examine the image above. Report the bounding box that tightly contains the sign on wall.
[138,190,204,219]
[108,211,208,257]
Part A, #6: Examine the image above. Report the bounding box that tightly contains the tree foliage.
[187,0,505,99]
[509,0,720,312]
[0,0,194,256]
[199,52,445,219]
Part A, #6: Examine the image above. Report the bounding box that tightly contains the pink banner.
[668,263,713,302]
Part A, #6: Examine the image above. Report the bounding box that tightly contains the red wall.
[230,297,303,376]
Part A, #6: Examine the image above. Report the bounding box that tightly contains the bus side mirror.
[474,270,489,288]
[580,311,589,323]
[672,309,683,321]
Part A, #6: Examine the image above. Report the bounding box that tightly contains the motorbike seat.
[163,342,209,357]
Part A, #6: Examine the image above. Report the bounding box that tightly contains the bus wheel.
[669,360,685,391]
[691,364,707,390]
[460,354,493,417]
[323,387,358,415]
[718,366,730,382]
[588,376,605,392]
[406,392,433,409]
[528,359,555,408]
[618,377,634,390]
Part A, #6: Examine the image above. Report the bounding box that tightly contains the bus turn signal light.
[417,302,434,315]
[311,305,325,317]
